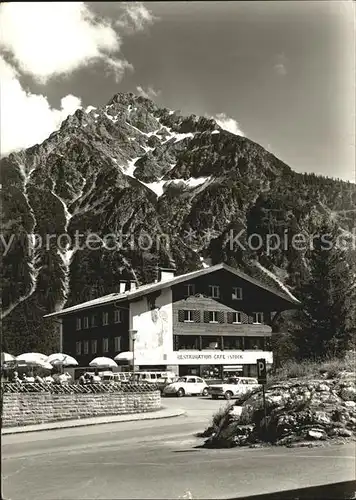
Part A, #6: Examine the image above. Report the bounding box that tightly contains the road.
[2,397,355,500]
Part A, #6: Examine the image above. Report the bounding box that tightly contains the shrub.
[268,357,355,384]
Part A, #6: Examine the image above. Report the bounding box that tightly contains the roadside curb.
[1,408,186,435]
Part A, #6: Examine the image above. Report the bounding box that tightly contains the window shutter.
[241,312,248,324]
[193,310,200,323]
[227,312,233,324]
[203,311,210,323]
[217,311,225,323]
[178,310,185,322]
[173,335,179,351]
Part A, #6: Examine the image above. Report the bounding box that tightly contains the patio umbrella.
[16,353,51,374]
[1,352,16,364]
[89,357,118,368]
[47,353,78,367]
[17,353,48,364]
[114,351,133,362]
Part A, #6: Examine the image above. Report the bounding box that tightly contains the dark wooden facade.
[62,301,130,366]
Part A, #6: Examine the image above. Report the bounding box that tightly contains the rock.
[332,428,353,438]
[340,387,356,402]
[276,434,303,446]
[307,429,327,440]
[266,394,284,405]
[287,441,323,448]
[316,383,331,392]
[343,401,356,409]
[313,411,332,425]
[230,406,243,418]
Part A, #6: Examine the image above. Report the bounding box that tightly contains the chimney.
[159,267,176,282]
[129,280,137,291]
[119,281,126,294]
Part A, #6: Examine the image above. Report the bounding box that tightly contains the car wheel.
[224,391,233,400]
[202,388,209,397]
[176,388,185,397]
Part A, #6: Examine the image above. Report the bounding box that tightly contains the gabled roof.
[44,262,300,319]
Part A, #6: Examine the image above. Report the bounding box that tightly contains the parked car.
[99,371,132,383]
[163,376,209,397]
[132,371,177,392]
[209,377,260,400]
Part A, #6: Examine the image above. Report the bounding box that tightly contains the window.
[114,310,122,323]
[178,310,200,323]
[223,336,243,350]
[83,316,89,329]
[253,312,264,324]
[76,317,81,331]
[91,339,97,354]
[232,312,242,324]
[209,285,220,298]
[84,340,89,355]
[184,310,194,322]
[187,377,196,383]
[232,287,243,300]
[102,311,109,326]
[202,336,221,350]
[245,336,265,350]
[114,336,121,351]
[91,314,97,327]
[76,341,82,355]
[209,311,218,323]
[102,337,109,352]
[184,284,195,297]
[175,335,200,350]
[204,311,224,323]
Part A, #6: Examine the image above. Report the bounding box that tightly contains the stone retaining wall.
[1,391,161,427]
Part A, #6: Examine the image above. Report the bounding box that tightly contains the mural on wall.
[134,301,171,364]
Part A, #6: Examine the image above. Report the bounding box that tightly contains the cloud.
[274,53,288,76]
[213,113,245,137]
[0,57,82,156]
[136,86,161,100]
[0,2,156,155]
[116,2,157,33]
[0,2,131,84]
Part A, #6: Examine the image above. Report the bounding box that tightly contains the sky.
[0,1,354,183]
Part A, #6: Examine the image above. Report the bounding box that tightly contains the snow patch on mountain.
[105,113,118,123]
[186,177,211,188]
[3,163,40,316]
[124,157,141,178]
[141,145,154,153]
[161,128,195,145]
[141,180,167,197]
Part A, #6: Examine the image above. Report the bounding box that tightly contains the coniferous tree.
[294,221,356,359]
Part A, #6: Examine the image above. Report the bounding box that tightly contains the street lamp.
[130,330,138,376]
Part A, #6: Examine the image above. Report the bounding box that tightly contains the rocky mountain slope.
[1,92,355,353]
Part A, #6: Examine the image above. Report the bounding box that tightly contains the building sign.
[161,350,273,366]
[257,358,267,384]
[176,353,244,362]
